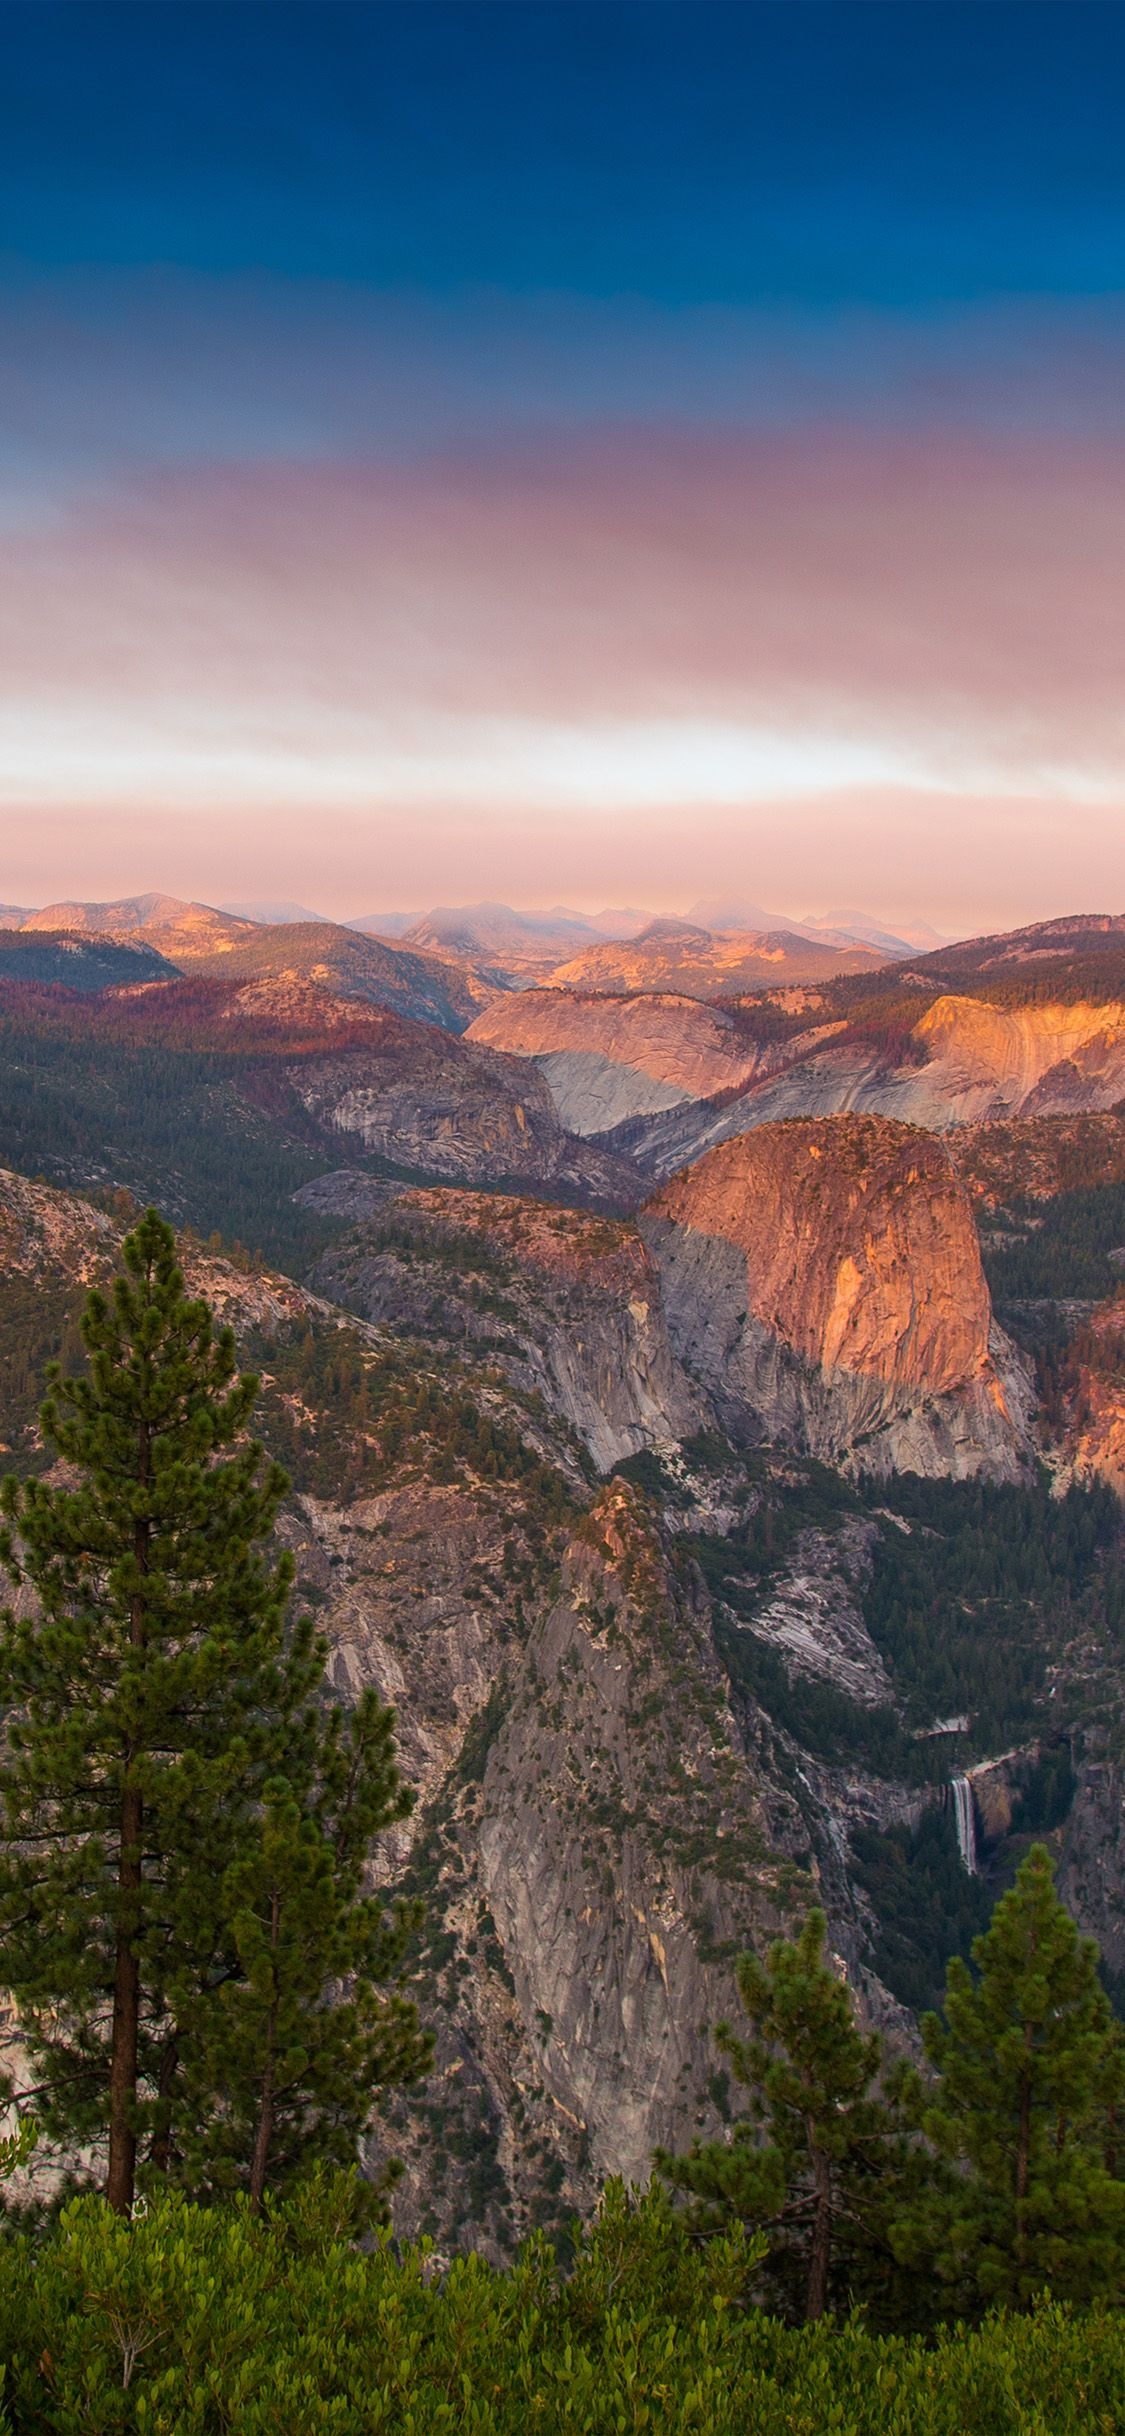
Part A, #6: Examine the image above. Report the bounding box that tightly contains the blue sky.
[1,2,1123,926]
[5,2,1125,305]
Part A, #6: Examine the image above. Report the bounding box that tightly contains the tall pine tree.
[658,1910,913,2323]
[172,1691,430,2209]
[0,1210,425,2213]
[895,1844,1125,2311]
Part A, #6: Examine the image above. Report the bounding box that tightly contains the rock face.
[1052,1297,1125,1501]
[0,1165,118,1285]
[4,1158,1124,2257]
[286,1031,637,1203]
[910,996,1125,1126]
[465,989,788,1132]
[641,1116,1031,1479]
[1059,1756,1125,1983]
[309,1189,704,1472]
[472,1484,789,2187]
[470,983,1125,1175]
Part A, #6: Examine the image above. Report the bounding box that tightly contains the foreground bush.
[0,2181,1119,2434]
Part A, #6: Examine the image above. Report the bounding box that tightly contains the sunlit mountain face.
[2,1,1123,931]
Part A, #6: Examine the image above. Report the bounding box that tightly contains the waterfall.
[951,1775,978,1875]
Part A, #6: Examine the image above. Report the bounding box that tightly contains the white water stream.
[951,1775,978,1875]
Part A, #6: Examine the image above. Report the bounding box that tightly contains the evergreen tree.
[658,1909,912,2323]
[0,1210,423,2213]
[172,1691,430,2209]
[895,1844,1125,2311]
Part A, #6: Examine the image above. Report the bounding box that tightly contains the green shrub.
[0,2179,1120,2433]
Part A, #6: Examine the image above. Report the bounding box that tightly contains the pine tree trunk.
[805,2139,833,2322]
[107,1772,142,2214]
[1014,2026,1034,2276]
[248,1889,280,2210]
[148,2030,180,2176]
[107,1451,150,2217]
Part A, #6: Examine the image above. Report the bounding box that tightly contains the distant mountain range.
[0,890,941,1008]
[1,897,488,1030]
[547,916,890,994]
[352,899,944,965]
[1,893,949,999]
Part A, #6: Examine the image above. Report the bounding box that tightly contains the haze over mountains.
[0,890,944,1005]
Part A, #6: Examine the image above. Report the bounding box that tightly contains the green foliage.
[0,1272,88,1473]
[862,1475,1118,1751]
[0,1212,423,2212]
[684,1460,906,1770]
[0,1005,340,1271]
[0,1210,303,2207]
[713,1613,914,1773]
[250,1316,576,1516]
[0,2177,1120,2433]
[897,1847,1125,2315]
[173,1706,430,2208]
[0,933,174,989]
[658,1911,913,2326]
[983,1181,1125,1310]
[850,1806,994,2014]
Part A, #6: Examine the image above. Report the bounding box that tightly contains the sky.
[1,0,1124,932]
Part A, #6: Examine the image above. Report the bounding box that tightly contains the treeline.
[250,1316,578,1512]
[863,1471,1122,1750]
[0,1011,341,1268]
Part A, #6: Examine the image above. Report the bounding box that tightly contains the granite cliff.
[601,994,1125,1174]
[641,1116,1031,1479]
[469,938,1125,1169]
[307,1186,703,1472]
[465,989,787,1131]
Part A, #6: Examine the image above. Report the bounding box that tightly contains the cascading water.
[951,1775,978,1875]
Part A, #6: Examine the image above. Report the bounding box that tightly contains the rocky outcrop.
[739,1519,893,1709]
[287,1031,638,1203]
[1058,1754,1125,1983]
[640,1116,1031,1479]
[21,893,259,957]
[0,1166,118,1286]
[591,995,1125,1178]
[4,1157,1122,2256]
[1050,1296,1125,1500]
[472,1482,801,2188]
[19,897,492,1034]
[465,989,775,1132]
[309,1188,704,1472]
[911,996,1125,1125]
[189,918,492,1032]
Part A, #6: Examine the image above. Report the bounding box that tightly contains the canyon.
[0,905,1123,2242]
